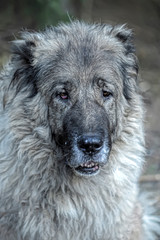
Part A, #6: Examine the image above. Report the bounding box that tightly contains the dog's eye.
[59,91,69,100]
[103,90,112,98]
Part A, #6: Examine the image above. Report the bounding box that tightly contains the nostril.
[77,135,103,154]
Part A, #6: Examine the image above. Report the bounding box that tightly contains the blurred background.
[0,0,160,190]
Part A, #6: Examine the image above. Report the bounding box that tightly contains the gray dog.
[0,21,159,240]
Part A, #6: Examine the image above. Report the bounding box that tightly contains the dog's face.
[48,62,115,176]
[10,22,138,177]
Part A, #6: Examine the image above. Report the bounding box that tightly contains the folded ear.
[111,24,135,55]
[11,37,36,65]
[110,25,139,100]
[10,34,38,96]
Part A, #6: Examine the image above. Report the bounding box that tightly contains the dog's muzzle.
[69,132,110,176]
[72,134,102,175]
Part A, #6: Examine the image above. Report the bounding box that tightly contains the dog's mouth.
[74,161,100,176]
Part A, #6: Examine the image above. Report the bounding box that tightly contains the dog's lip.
[74,161,100,175]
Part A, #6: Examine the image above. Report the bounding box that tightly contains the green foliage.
[23,0,69,28]
[0,0,69,29]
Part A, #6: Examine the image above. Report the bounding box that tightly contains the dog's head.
[9,22,139,177]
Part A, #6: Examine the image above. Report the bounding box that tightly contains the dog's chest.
[53,190,124,240]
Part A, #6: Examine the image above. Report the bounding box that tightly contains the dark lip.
[75,166,99,175]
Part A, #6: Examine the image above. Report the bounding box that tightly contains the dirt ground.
[0,0,160,191]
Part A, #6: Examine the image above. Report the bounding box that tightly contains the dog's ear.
[11,38,36,66]
[111,25,135,55]
[10,35,38,96]
[111,25,139,100]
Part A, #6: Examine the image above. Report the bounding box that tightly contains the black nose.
[77,134,103,155]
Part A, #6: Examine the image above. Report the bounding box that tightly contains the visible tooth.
[80,162,99,168]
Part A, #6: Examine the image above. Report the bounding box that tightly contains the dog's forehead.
[53,45,118,80]
[43,54,119,91]
[37,52,120,93]
[35,27,123,90]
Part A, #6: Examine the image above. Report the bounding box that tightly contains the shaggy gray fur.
[0,21,159,240]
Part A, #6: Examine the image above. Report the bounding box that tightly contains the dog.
[0,21,159,240]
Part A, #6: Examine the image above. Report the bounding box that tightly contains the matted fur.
[0,21,159,240]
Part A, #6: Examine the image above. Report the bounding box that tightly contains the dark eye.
[103,90,112,98]
[59,91,69,100]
